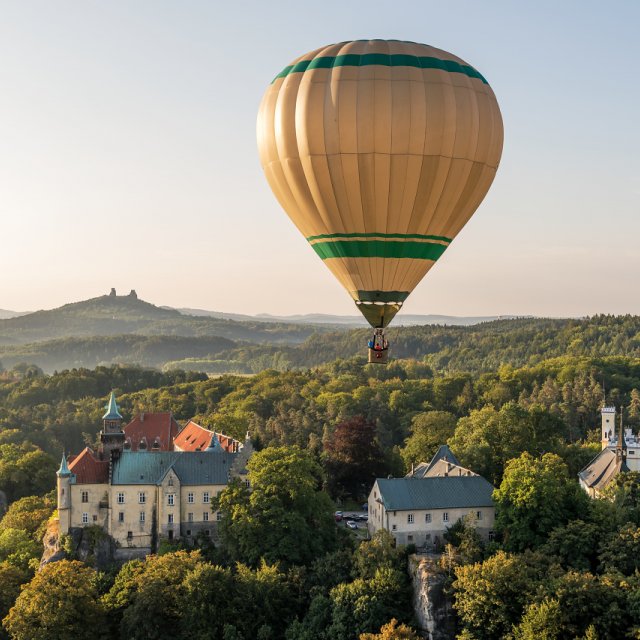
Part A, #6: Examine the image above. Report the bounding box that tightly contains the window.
[203,511,209,522]
[476,511,483,520]
[186,529,191,537]
[408,535,413,542]
[203,529,210,537]
[168,477,173,486]
[243,479,250,489]
[216,511,222,521]
[425,534,431,541]
[127,531,133,540]
[425,513,432,523]
[443,512,449,522]
[139,512,145,523]
[167,494,175,506]
[203,492,210,504]
[187,492,194,504]
[92,515,98,522]
[407,513,414,524]
[138,492,146,504]
[391,524,397,531]
[168,514,174,524]
[117,492,125,504]
[81,491,89,503]
[118,512,124,523]
[188,512,194,522]
[82,513,89,524]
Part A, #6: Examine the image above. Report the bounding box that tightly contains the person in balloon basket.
[368,328,388,352]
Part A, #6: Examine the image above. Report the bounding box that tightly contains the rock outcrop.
[409,554,457,640]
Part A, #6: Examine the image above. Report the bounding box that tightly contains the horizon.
[2,2,640,317]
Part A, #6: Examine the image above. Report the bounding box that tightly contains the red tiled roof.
[124,412,180,451]
[68,448,109,484]
[174,420,240,453]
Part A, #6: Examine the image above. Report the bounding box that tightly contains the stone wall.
[409,554,456,640]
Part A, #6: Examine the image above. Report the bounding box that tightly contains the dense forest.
[3,332,640,636]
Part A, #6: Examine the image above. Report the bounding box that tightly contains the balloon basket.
[368,348,389,364]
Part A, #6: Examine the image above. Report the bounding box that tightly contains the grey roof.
[111,450,236,485]
[426,445,461,472]
[578,448,629,492]
[376,476,495,511]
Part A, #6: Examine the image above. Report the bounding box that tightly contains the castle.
[56,392,252,558]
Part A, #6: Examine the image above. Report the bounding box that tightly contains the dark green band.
[307,232,452,243]
[273,53,487,84]
[357,290,410,303]
[310,239,448,261]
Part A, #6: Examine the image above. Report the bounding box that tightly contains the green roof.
[102,391,123,420]
[111,450,236,485]
[57,452,71,477]
[376,476,495,511]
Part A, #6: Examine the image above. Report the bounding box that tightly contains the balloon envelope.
[257,40,503,327]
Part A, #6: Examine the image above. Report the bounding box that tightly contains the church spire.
[102,391,123,420]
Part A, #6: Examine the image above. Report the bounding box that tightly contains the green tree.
[216,446,337,566]
[327,567,413,640]
[0,493,55,541]
[599,523,640,575]
[0,561,30,640]
[2,560,106,640]
[512,598,562,640]
[453,551,551,640]
[0,528,40,572]
[493,452,588,551]
[400,411,457,470]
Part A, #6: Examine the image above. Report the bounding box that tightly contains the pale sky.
[1,1,639,317]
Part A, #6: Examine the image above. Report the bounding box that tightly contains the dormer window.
[124,438,132,450]
[152,438,161,450]
[139,438,147,451]
[168,477,174,486]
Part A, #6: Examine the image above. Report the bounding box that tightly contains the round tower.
[56,452,72,533]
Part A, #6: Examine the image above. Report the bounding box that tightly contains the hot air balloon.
[257,40,503,363]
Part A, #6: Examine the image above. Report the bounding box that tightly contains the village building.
[56,392,252,558]
[368,446,495,548]
[579,406,637,497]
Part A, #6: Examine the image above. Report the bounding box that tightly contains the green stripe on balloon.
[310,239,448,261]
[307,232,452,243]
[273,54,487,84]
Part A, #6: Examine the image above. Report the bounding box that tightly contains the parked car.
[357,515,368,522]
[346,520,358,529]
[334,511,343,522]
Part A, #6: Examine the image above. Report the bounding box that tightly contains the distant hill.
[0,309,30,320]
[176,307,518,327]
[0,292,326,347]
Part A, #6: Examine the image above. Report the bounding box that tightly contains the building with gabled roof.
[368,446,495,548]
[174,419,242,453]
[579,406,637,498]
[124,412,181,452]
[407,445,478,479]
[56,393,253,558]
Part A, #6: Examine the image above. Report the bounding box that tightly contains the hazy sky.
[1,1,639,317]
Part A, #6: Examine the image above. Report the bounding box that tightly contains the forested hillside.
[4,314,640,375]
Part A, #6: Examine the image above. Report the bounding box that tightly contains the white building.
[368,446,495,548]
[579,406,635,497]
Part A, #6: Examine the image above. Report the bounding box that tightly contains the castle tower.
[100,391,125,460]
[601,406,616,450]
[57,452,73,533]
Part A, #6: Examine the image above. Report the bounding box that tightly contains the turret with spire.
[100,391,125,461]
[57,452,73,532]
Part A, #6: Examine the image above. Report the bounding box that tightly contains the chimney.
[109,288,116,297]
[140,412,144,422]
